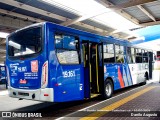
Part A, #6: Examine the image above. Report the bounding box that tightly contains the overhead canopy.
[0,0,160,63]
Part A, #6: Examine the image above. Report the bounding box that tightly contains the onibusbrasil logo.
[2,112,42,118]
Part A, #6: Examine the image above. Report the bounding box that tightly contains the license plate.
[20,79,27,84]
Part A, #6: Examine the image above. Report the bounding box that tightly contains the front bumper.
[8,87,54,102]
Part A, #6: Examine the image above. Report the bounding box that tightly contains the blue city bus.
[6,22,153,102]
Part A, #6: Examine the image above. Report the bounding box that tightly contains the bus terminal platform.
[58,80,160,120]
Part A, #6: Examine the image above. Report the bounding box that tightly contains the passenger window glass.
[143,57,148,63]
[103,44,115,63]
[143,50,148,63]
[135,49,142,63]
[115,45,119,54]
[143,50,148,56]
[106,44,114,53]
[115,45,125,63]
[120,46,124,54]
[56,50,79,64]
[127,47,132,63]
[127,47,135,63]
[136,49,142,56]
[131,48,135,55]
[55,34,78,50]
[55,34,79,64]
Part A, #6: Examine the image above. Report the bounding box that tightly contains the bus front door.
[82,41,103,99]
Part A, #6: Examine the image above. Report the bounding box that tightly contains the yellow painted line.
[80,86,156,120]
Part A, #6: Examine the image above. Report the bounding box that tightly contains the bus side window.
[103,44,115,63]
[115,45,124,63]
[131,48,136,63]
[55,34,80,64]
[127,47,132,63]
[127,47,135,64]
[135,49,142,63]
[142,50,148,63]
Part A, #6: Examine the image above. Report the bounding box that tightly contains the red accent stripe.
[118,66,125,88]
[44,65,47,83]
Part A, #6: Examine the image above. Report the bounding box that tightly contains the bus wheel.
[103,80,113,99]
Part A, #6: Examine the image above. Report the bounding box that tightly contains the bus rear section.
[6,24,53,102]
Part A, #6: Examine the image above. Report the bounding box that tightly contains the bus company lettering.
[10,112,42,118]
[24,72,38,79]
[31,60,38,72]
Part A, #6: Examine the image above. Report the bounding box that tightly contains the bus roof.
[45,22,131,46]
[8,21,131,46]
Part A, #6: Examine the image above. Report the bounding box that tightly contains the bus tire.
[103,79,113,99]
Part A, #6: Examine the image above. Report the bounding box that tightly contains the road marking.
[80,86,156,120]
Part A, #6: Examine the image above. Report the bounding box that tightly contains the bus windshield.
[8,27,42,58]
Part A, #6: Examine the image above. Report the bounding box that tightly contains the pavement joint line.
[56,83,153,120]
[80,86,156,120]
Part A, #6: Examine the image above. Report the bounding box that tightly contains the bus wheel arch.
[103,77,114,99]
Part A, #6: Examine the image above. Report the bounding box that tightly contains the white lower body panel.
[8,87,54,102]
